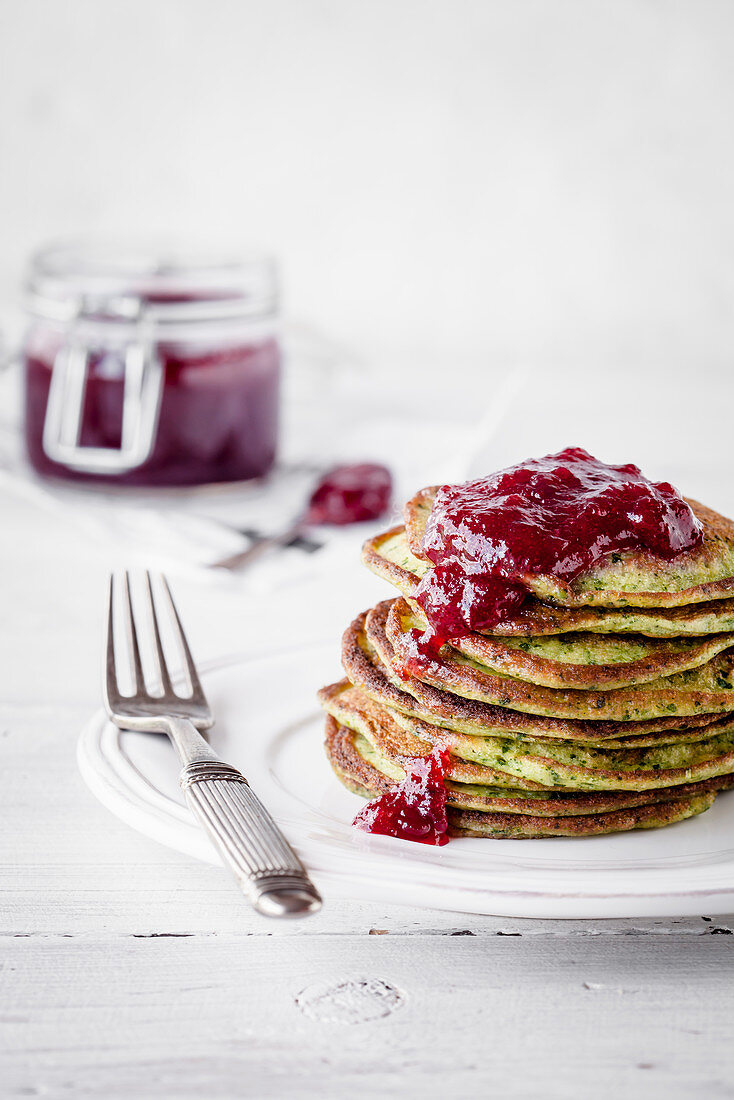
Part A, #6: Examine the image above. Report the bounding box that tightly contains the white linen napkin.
[0,350,517,581]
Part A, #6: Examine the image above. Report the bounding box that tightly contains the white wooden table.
[4,373,734,1099]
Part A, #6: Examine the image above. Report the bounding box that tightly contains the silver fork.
[104,571,322,918]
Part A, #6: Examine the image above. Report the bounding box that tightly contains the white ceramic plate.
[78,644,734,918]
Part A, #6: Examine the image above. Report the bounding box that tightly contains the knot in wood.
[295,978,404,1024]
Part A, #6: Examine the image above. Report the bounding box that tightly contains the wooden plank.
[3,934,734,1098]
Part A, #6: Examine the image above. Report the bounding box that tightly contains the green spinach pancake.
[386,599,734,723]
[405,488,734,608]
[325,718,720,838]
[363,528,734,637]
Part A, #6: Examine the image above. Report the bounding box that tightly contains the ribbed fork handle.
[179,759,322,918]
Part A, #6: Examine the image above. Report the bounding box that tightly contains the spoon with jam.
[214,462,392,570]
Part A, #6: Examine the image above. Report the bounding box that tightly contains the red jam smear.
[24,337,280,486]
[307,463,392,526]
[413,446,703,653]
[353,746,450,845]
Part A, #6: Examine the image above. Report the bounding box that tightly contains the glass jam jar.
[23,240,280,486]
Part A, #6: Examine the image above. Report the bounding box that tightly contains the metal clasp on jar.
[42,336,164,474]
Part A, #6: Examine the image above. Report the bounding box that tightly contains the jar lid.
[26,238,279,330]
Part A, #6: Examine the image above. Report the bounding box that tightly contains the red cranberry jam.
[23,241,280,487]
[353,746,450,845]
[307,463,392,526]
[25,335,280,486]
[412,446,703,652]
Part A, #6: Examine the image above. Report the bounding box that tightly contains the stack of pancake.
[318,485,734,838]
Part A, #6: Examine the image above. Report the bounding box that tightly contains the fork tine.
[123,571,145,694]
[159,574,206,702]
[144,571,173,694]
[105,575,120,706]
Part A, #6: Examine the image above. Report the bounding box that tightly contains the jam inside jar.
[23,241,281,486]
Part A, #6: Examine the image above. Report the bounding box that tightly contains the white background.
[2,0,734,371]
